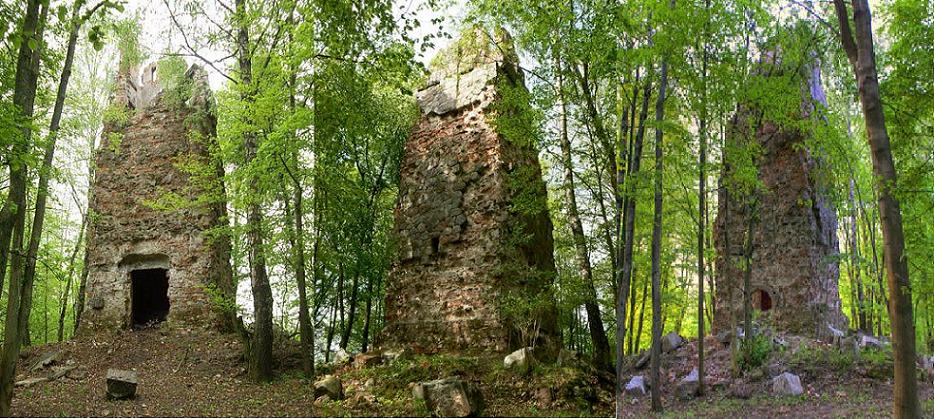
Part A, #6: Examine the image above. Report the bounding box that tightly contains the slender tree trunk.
[22,1,98,348]
[696,35,709,396]
[649,52,669,412]
[340,273,360,350]
[556,58,612,371]
[742,201,757,342]
[618,76,651,363]
[361,275,379,353]
[628,278,638,355]
[58,216,85,342]
[833,1,919,415]
[236,0,274,382]
[0,1,47,414]
[635,280,648,353]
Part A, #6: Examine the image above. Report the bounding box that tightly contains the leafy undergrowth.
[9,325,612,417]
[323,352,613,417]
[618,334,934,418]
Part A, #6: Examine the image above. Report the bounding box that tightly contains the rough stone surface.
[353,353,383,369]
[624,376,647,396]
[80,63,234,332]
[383,30,558,354]
[858,334,884,349]
[333,348,352,365]
[411,378,483,417]
[771,372,803,396]
[30,350,61,372]
[106,368,138,400]
[15,377,48,387]
[661,332,685,353]
[677,368,700,400]
[714,52,847,337]
[635,352,651,369]
[503,347,535,374]
[314,375,344,400]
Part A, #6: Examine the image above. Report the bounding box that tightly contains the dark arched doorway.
[752,288,772,311]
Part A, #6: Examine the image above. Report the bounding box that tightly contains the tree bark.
[696,27,709,395]
[649,52,669,413]
[0,1,47,414]
[617,76,651,406]
[236,0,274,382]
[833,0,919,415]
[556,57,612,371]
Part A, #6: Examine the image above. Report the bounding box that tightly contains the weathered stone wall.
[80,63,234,332]
[382,31,559,354]
[713,54,847,337]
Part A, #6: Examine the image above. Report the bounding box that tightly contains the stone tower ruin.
[382,30,559,354]
[713,51,847,337]
[79,61,234,332]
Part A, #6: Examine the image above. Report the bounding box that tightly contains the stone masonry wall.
[382,31,559,354]
[713,53,847,337]
[79,64,234,332]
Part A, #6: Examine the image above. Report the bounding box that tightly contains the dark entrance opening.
[131,268,170,327]
[752,289,772,311]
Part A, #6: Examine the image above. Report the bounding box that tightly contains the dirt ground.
[9,325,614,417]
[617,335,934,418]
[9,326,932,417]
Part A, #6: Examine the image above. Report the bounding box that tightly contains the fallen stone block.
[412,378,483,417]
[771,372,803,396]
[106,369,138,400]
[15,377,48,387]
[503,347,535,374]
[30,350,61,372]
[625,376,647,396]
[677,368,700,400]
[661,332,685,353]
[314,375,344,400]
[353,353,383,369]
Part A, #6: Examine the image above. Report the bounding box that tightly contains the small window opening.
[752,289,772,311]
[131,268,170,328]
[430,236,441,255]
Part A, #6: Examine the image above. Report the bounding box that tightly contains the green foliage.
[734,334,772,372]
[111,18,145,72]
[158,56,192,109]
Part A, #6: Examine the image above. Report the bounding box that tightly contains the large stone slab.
[106,369,138,400]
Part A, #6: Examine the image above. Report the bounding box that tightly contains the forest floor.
[9,324,614,417]
[618,333,934,417]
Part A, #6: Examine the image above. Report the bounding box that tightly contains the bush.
[735,334,773,372]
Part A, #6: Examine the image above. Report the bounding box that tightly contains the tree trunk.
[0,1,47,414]
[617,75,651,372]
[556,57,612,371]
[833,1,919,415]
[649,52,669,412]
[59,215,86,342]
[696,27,709,395]
[340,273,360,350]
[23,1,94,348]
[742,201,757,342]
[635,280,648,353]
[236,0,274,382]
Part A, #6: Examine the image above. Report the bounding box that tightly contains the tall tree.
[832,0,920,416]
[0,0,48,414]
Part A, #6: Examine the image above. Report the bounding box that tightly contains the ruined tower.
[382,30,559,354]
[80,61,234,332]
[713,51,847,337]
